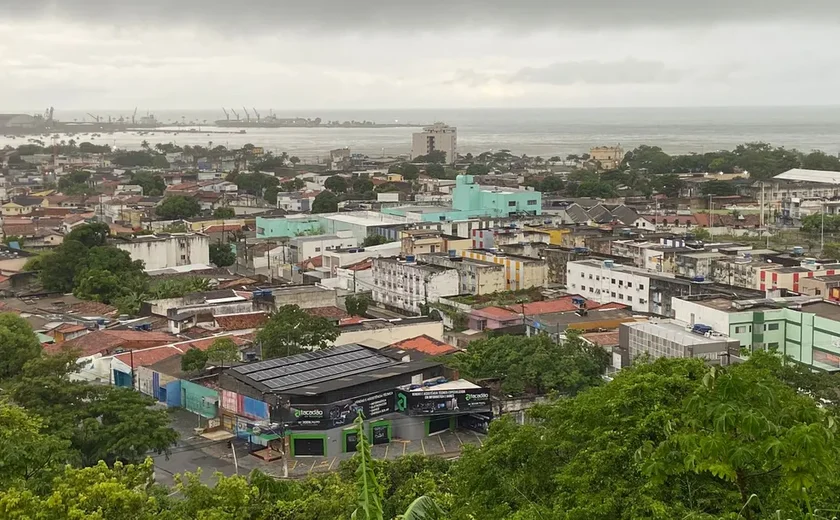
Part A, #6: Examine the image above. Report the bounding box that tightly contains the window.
[639,299,647,304]
[508,201,516,207]
[639,284,644,290]
[588,274,593,279]
[180,254,186,260]
[611,278,616,284]
[581,273,585,278]
[735,325,747,334]
[581,286,586,291]
[527,199,537,205]
[765,323,779,331]
[768,342,780,349]
[611,292,616,297]
[627,282,633,288]
[618,294,624,300]
[596,276,600,281]
[627,296,633,302]
[315,247,321,252]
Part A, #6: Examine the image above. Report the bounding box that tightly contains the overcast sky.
[2,1,839,110]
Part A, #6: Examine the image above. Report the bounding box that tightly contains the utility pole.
[821,200,826,253]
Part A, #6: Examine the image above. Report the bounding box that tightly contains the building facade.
[113,233,210,271]
[372,257,459,314]
[411,123,457,164]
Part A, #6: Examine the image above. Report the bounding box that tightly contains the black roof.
[229,344,392,393]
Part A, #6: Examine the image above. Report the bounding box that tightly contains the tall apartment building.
[411,123,457,164]
[371,257,459,314]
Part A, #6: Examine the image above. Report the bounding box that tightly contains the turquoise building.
[382,175,542,222]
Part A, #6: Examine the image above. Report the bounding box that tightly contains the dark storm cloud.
[4,0,840,30]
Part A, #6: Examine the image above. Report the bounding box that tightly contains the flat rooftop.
[375,257,451,274]
[626,320,735,345]
[323,213,407,226]
[530,308,636,327]
[809,274,840,283]
[226,343,440,396]
[802,301,840,321]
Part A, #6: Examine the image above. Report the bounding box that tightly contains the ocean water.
[3,107,840,162]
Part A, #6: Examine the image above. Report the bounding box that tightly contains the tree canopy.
[210,242,236,267]
[156,195,201,220]
[257,304,339,359]
[312,190,339,213]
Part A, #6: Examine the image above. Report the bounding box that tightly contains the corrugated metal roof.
[774,169,840,184]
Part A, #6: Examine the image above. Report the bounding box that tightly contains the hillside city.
[3,118,840,518]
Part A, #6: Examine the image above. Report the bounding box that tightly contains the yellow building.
[387,173,404,182]
[463,249,547,291]
[400,230,471,256]
[589,145,625,170]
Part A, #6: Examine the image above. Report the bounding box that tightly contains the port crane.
[132,107,138,125]
[253,108,260,122]
[222,107,229,121]
[87,113,101,123]
[230,108,240,121]
[243,107,251,123]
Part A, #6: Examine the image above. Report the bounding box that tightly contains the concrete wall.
[335,320,444,346]
[115,234,210,271]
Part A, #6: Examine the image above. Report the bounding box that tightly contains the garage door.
[293,437,325,456]
[428,417,450,435]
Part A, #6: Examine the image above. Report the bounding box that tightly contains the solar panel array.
[231,344,393,392]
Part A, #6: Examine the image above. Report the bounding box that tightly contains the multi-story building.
[382,175,542,222]
[567,259,763,317]
[672,295,840,372]
[618,320,740,367]
[286,231,358,264]
[589,145,625,170]
[411,122,457,164]
[419,252,506,295]
[371,257,459,314]
[112,233,210,271]
[400,230,471,256]
[463,249,547,291]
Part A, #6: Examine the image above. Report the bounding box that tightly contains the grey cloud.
[4,0,840,31]
[453,59,685,86]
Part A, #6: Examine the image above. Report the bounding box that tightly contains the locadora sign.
[394,388,491,416]
[288,391,395,429]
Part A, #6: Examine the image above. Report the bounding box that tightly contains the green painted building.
[673,296,840,372]
[382,175,542,222]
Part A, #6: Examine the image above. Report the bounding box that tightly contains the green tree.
[66,222,110,248]
[466,163,490,175]
[206,337,239,368]
[0,313,42,380]
[312,190,339,214]
[412,150,447,164]
[353,178,374,193]
[156,195,201,219]
[701,179,738,196]
[128,171,167,196]
[39,240,89,292]
[0,402,69,492]
[362,235,391,247]
[73,268,125,303]
[823,242,840,260]
[448,331,609,396]
[400,163,420,180]
[576,180,618,198]
[257,304,339,359]
[624,145,672,174]
[8,352,178,467]
[352,413,385,520]
[345,294,371,317]
[181,348,209,373]
[213,206,235,218]
[639,352,840,519]
[691,227,713,241]
[325,175,349,193]
[802,150,840,171]
[210,242,236,267]
[425,164,447,179]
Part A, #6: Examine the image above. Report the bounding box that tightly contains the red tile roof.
[344,259,373,271]
[203,224,244,233]
[218,277,258,289]
[339,316,366,326]
[298,255,323,269]
[55,323,87,334]
[581,331,620,348]
[508,295,600,316]
[68,301,118,317]
[114,346,184,367]
[177,335,251,352]
[388,335,458,356]
[215,312,269,331]
[308,306,349,320]
[46,330,178,357]
[593,302,630,311]
[471,306,520,320]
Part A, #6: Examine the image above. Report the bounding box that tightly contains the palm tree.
[141,140,150,151]
[350,413,445,520]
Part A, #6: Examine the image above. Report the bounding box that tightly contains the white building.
[322,241,402,277]
[287,231,358,264]
[411,123,457,164]
[372,257,459,314]
[567,259,653,313]
[113,233,210,271]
